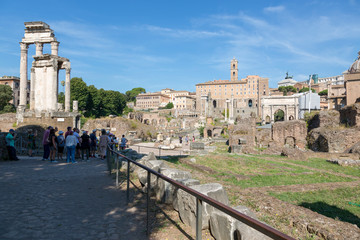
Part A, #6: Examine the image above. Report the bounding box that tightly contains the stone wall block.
[177,183,229,230]
[172,178,200,211]
[154,168,192,203]
[209,205,271,240]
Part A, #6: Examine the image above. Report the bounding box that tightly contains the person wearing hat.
[57,131,65,161]
[6,129,19,161]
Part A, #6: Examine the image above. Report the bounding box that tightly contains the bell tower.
[230,57,238,81]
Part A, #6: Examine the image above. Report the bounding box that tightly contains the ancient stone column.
[30,67,35,110]
[224,100,228,121]
[270,105,274,123]
[19,42,29,107]
[51,41,59,55]
[65,68,71,112]
[230,95,234,120]
[204,96,208,117]
[73,100,78,112]
[35,42,43,56]
[51,66,58,111]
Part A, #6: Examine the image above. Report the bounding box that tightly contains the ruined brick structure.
[271,120,307,149]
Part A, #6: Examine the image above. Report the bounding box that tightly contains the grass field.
[165,143,360,231]
[269,186,360,227]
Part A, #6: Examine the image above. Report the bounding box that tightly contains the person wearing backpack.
[57,131,65,161]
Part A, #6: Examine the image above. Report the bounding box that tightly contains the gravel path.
[0,156,147,240]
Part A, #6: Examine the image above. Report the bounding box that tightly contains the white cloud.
[264,5,285,13]
[144,25,229,39]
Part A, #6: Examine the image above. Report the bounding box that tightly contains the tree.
[318,89,328,96]
[58,92,65,105]
[274,110,284,122]
[105,90,126,116]
[125,87,146,102]
[70,77,90,113]
[299,87,316,93]
[278,85,297,94]
[0,85,14,112]
[164,102,174,109]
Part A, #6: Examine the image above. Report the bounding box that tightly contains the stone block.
[136,160,167,186]
[177,183,229,230]
[190,142,205,150]
[209,205,271,240]
[172,178,200,211]
[231,145,242,153]
[155,168,192,203]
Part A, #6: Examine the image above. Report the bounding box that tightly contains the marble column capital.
[35,42,44,48]
[20,42,29,51]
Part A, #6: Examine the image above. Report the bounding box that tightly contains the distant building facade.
[261,92,320,124]
[196,58,269,119]
[135,88,194,110]
[344,51,360,105]
[174,95,196,110]
[135,92,170,110]
[0,76,30,107]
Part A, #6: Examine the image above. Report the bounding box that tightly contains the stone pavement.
[0,156,148,240]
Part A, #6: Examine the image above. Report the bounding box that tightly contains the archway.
[285,136,296,148]
[265,115,271,124]
[207,129,212,138]
[274,109,284,122]
[248,99,253,107]
[289,115,294,120]
[213,100,217,108]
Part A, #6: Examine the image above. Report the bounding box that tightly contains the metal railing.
[14,135,43,156]
[107,148,295,240]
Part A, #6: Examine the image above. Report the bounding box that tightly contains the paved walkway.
[0,156,147,240]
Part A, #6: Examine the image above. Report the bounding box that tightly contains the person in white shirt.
[66,131,78,163]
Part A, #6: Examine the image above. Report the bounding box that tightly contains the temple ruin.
[16,21,80,128]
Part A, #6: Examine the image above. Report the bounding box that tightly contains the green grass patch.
[195,154,313,176]
[284,158,360,177]
[269,186,360,227]
[215,172,355,188]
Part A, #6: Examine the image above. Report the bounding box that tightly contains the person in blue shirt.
[5,129,19,161]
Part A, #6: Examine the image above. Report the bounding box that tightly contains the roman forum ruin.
[16,21,80,128]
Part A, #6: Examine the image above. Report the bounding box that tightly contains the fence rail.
[107,148,295,240]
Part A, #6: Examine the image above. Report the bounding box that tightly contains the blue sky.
[0,0,359,93]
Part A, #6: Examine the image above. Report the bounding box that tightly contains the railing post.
[107,149,111,175]
[146,171,151,236]
[126,158,130,203]
[116,155,119,187]
[196,198,202,240]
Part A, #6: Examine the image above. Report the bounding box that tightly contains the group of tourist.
[41,126,105,163]
[178,135,195,145]
[4,126,129,162]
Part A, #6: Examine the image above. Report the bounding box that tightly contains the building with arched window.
[195,58,269,120]
[0,76,30,107]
